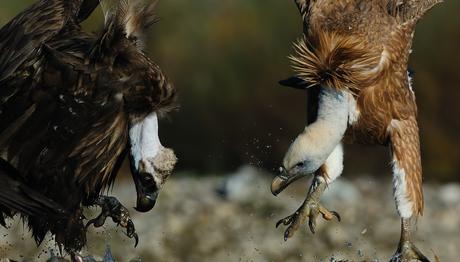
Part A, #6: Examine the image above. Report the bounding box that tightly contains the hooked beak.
[279,76,307,90]
[128,112,178,213]
[270,167,306,196]
[129,157,159,213]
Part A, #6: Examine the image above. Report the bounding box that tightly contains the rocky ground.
[0,166,459,262]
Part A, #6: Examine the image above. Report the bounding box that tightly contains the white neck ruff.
[302,87,349,165]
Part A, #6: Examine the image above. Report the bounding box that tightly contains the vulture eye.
[295,162,304,168]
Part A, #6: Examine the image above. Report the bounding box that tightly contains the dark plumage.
[0,0,177,252]
[0,159,66,226]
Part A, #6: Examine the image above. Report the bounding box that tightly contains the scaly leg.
[390,218,430,262]
[85,196,139,247]
[276,174,340,240]
[276,144,343,240]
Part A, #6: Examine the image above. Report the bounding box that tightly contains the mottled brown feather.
[289,0,441,218]
[390,117,424,215]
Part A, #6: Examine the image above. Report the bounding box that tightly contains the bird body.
[288,0,431,216]
[293,0,420,144]
[0,0,177,252]
[280,0,441,216]
[274,1,442,260]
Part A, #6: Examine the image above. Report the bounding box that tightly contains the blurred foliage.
[1,0,459,181]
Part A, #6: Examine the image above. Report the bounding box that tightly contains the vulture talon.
[276,212,297,228]
[308,216,316,234]
[318,204,341,222]
[276,198,340,239]
[390,241,431,262]
[126,219,139,247]
[331,211,341,222]
[390,219,432,262]
[86,196,139,247]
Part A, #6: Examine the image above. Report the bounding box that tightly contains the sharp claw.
[276,216,293,228]
[275,219,283,228]
[393,241,432,262]
[276,218,286,228]
[126,219,139,247]
[308,218,316,234]
[133,233,139,247]
[284,228,291,241]
[86,196,140,246]
[331,211,341,222]
[85,215,106,229]
[276,201,340,239]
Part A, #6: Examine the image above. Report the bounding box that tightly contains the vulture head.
[129,112,177,212]
[271,128,327,195]
[271,1,355,196]
[123,61,178,213]
[96,0,178,212]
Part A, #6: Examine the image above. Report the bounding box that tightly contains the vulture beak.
[129,113,176,213]
[279,76,308,90]
[270,167,305,196]
[130,164,159,213]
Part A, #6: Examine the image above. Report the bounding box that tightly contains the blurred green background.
[1,0,459,181]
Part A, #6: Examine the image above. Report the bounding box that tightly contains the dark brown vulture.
[0,0,177,253]
[271,0,441,261]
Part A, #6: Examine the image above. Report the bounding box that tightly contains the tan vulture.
[271,0,442,261]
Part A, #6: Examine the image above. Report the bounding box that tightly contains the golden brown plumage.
[286,0,440,215]
[273,0,442,260]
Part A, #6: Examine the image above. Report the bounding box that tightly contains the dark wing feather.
[0,0,71,82]
[0,0,101,82]
[0,39,129,248]
[0,159,66,219]
[77,0,100,23]
[0,0,168,250]
[0,37,128,201]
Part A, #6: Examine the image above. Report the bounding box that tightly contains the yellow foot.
[390,241,431,262]
[276,199,340,240]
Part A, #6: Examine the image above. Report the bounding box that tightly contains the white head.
[271,87,350,195]
[283,127,331,174]
[129,112,177,212]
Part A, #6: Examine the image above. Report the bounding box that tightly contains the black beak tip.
[134,193,158,213]
[279,76,307,90]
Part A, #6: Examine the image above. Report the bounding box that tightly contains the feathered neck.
[306,86,348,153]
